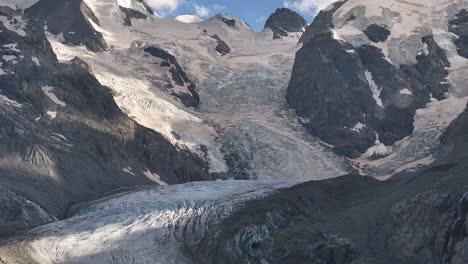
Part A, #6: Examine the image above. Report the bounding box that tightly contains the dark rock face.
[218,16,236,27]
[449,9,468,58]
[400,35,451,100]
[299,0,347,44]
[287,4,450,157]
[119,6,147,27]
[363,24,390,43]
[264,8,307,39]
[0,7,210,236]
[26,0,107,52]
[136,0,155,15]
[389,191,468,264]
[439,103,468,163]
[144,47,200,107]
[211,34,231,56]
[286,33,377,157]
[0,186,54,237]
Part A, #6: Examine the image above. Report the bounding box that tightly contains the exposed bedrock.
[26,0,108,52]
[120,6,148,27]
[0,7,210,236]
[287,5,450,158]
[211,34,231,56]
[264,8,308,39]
[363,24,391,43]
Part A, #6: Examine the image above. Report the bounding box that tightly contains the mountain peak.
[209,13,253,31]
[264,7,308,39]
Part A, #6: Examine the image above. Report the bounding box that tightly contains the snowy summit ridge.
[175,14,203,23]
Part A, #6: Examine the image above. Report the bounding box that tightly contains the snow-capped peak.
[264,8,308,39]
[206,13,253,31]
[175,14,202,23]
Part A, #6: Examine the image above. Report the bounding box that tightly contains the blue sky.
[146,0,335,31]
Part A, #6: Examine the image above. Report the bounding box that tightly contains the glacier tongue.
[0,181,295,264]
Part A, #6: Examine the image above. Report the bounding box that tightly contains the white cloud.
[193,3,226,18]
[194,4,210,18]
[146,0,181,16]
[284,0,336,15]
[256,16,266,23]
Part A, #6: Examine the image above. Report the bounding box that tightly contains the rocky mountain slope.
[287,0,468,176]
[35,0,349,181]
[2,112,468,263]
[0,2,210,236]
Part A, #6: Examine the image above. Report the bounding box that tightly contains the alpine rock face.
[1,0,468,263]
[286,0,468,179]
[0,1,210,236]
[264,8,308,39]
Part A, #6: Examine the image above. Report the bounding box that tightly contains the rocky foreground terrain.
[1,0,468,263]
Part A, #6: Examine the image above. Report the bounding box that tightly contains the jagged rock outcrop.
[264,8,307,39]
[144,46,200,107]
[287,0,460,158]
[120,6,148,27]
[26,0,108,51]
[210,13,253,31]
[0,5,210,236]
[449,9,468,58]
[211,34,231,56]
[0,186,54,237]
[439,103,468,162]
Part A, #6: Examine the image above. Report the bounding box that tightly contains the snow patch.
[2,55,17,62]
[46,111,57,119]
[365,71,384,108]
[31,56,40,66]
[0,15,27,37]
[0,95,22,108]
[365,133,389,159]
[143,170,168,186]
[352,122,366,132]
[41,86,66,107]
[399,88,412,95]
[46,31,94,61]
[123,167,135,176]
[2,43,20,52]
